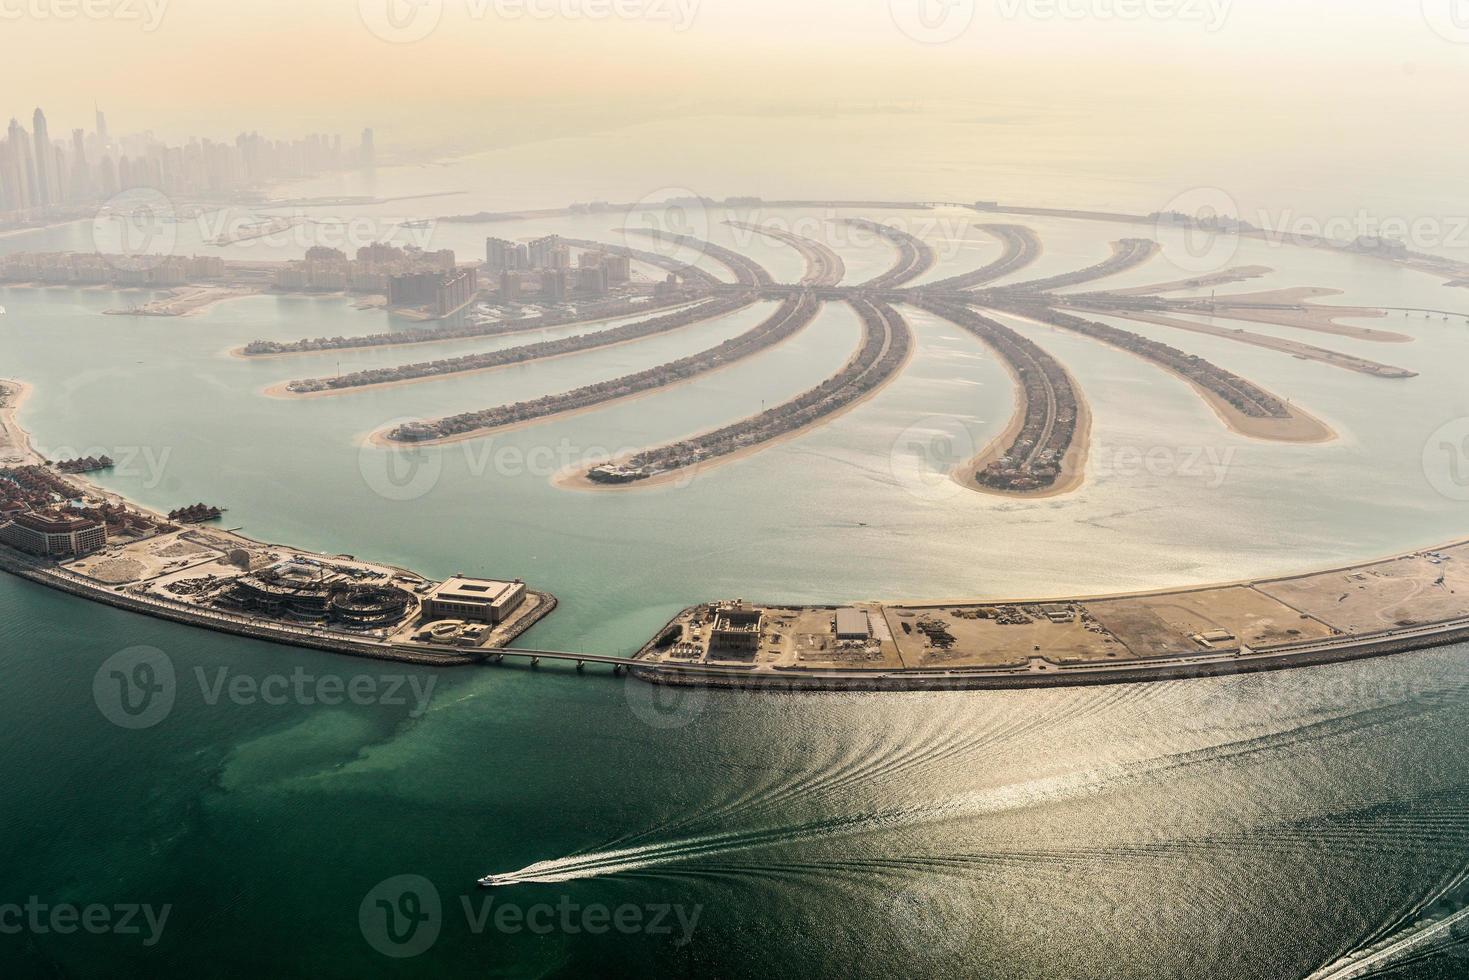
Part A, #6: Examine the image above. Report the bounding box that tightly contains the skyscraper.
[31,108,59,208]
[2,118,36,212]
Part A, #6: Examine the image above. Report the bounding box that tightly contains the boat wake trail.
[1306,868,1469,980]
[481,695,1451,888]
[482,766,1114,886]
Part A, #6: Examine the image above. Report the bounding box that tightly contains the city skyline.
[0,103,374,216]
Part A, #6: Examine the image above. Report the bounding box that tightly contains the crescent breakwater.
[925,224,1044,291]
[723,221,846,287]
[840,218,937,289]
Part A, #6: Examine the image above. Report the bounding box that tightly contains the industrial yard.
[636,545,1469,681]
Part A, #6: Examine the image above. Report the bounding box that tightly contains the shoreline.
[949,357,1093,501]
[4,376,1468,690]
[367,297,820,448]
[550,322,917,493]
[228,299,704,360]
[998,308,1336,445]
[0,378,39,466]
[1082,307,1416,379]
[262,299,757,400]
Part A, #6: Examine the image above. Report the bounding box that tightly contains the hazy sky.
[2,0,1466,151]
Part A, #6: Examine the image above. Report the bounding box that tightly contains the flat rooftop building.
[0,511,107,557]
[423,576,527,624]
[835,608,871,641]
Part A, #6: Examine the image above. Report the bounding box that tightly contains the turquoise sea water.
[3,197,1469,976]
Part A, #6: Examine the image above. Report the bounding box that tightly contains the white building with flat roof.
[423,577,526,624]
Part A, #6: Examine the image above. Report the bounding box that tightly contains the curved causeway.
[916,299,1088,498]
[562,297,913,490]
[724,221,846,287]
[1004,237,1161,293]
[381,294,822,445]
[841,218,937,289]
[625,229,776,288]
[924,224,1044,291]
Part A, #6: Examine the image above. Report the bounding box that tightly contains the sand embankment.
[947,354,1093,501]
[263,300,756,400]
[1086,308,1417,379]
[552,330,916,493]
[0,379,38,465]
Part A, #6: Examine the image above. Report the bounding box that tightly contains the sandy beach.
[228,299,705,360]
[0,379,39,466]
[1192,384,1336,444]
[1189,287,1412,342]
[1089,308,1417,378]
[947,356,1093,501]
[365,299,821,448]
[104,285,262,318]
[262,299,757,400]
[1106,265,1273,297]
[550,332,917,493]
[1001,309,1335,444]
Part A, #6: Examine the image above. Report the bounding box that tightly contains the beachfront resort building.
[0,511,107,556]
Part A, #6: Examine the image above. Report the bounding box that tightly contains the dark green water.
[4,212,1469,977]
